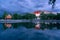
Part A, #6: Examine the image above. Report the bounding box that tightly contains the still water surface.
[0,22,60,40]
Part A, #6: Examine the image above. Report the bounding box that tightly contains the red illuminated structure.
[34,11,41,19]
[34,11,41,14]
[34,11,41,29]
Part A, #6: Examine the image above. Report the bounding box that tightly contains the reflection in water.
[4,23,12,28]
[3,22,35,30]
[2,22,60,30]
[1,23,60,40]
[3,23,12,30]
[35,24,40,29]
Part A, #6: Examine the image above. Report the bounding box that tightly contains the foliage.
[49,0,56,8]
[40,12,57,20]
[2,11,8,19]
[2,11,60,20]
[57,13,60,20]
[12,13,22,19]
[22,13,36,19]
[40,13,47,20]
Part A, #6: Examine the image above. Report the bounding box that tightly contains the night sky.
[0,0,60,15]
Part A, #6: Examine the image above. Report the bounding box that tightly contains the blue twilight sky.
[0,0,60,15]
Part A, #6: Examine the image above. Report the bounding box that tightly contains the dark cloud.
[0,0,60,13]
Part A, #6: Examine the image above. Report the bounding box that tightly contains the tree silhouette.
[49,0,56,8]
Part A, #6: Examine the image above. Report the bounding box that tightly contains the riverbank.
[0,20,60,23]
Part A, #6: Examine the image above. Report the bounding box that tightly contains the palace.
[5,14,12,19]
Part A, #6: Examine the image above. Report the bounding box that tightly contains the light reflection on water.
[0,23,60,40]
[2,22,60,30]
[35,24,40,29]
[4,23,12,28]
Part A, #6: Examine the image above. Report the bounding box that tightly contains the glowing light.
[35,24,40,29]
[34,11,41,17]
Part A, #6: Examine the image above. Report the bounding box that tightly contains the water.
[0,22,60,40]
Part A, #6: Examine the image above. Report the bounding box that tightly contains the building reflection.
[35,24,40,29]
[2,22,59,30]
[3,14,12,29]
[3,23,12,30]
[4,23,12,28]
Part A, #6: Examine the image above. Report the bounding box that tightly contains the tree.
[49,0,56,8]
[40,12,57,20]
[12,13,22,19]
[22,13,36,19]
[40,12,48,20]
[57,13,60,20]
[46,13,56,20]
[2,11,8,19]
[0,17,2,19]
